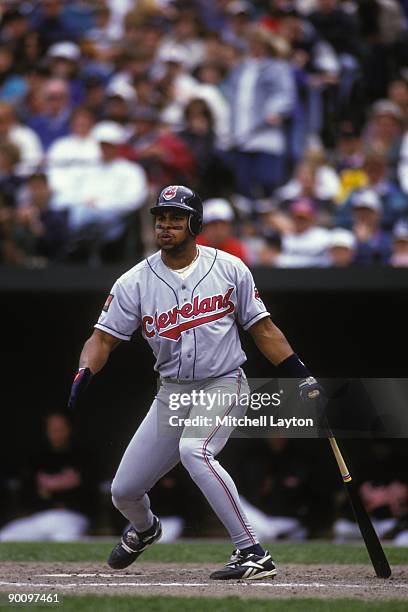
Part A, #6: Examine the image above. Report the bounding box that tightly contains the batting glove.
[68,367,93,410]
[299,376,325,402]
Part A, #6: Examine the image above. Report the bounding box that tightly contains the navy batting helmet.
[150,185,203,236]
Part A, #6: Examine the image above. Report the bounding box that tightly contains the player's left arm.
[248,316,324,401]
[235,260,323,402]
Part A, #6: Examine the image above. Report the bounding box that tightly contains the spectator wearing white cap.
[277,198,331,267]
[46,106,100,206]
[350,189,392,265]
[46,41,84,107]
[390,221,408,267]
[196,198,248,262]
[363,99,404,175]
[326,228,356,267]
[58,121,147,248]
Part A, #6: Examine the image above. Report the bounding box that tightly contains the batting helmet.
[150,185,203,236]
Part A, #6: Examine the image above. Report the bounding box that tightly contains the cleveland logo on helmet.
[150,185,204,236]
[162,186,178,200]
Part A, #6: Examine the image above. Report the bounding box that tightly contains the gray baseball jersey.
[95,246,270,380]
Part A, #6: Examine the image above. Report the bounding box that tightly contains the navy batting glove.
[68,367,93,410]
[299,376,325,402]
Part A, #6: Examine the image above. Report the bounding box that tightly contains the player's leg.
[178,370,277,579]
[108,388,185,569]
[178,370,257,548]
[110,395,181,532]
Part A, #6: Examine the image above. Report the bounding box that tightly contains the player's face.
[154,209,191,251]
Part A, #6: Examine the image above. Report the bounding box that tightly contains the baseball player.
[68,185,323,580]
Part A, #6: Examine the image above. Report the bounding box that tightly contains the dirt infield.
[0,562,407,600]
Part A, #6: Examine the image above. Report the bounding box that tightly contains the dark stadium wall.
[2,285,407,480]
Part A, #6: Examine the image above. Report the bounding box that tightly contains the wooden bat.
[327,432,392,578]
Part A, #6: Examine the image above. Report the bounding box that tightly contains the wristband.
[275,353,311,378]
[68,366,93,410]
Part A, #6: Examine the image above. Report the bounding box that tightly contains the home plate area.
[1,562,408,600]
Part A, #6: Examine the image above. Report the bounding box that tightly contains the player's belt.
[162,377,194,384]
[161,368,243,384]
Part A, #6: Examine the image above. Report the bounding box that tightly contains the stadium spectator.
[15,172,69,262]
[362,99,404,176]
[30,0,78,53]
[220,0,252,52]
[17,64,51,124]
[0,413,92,541]
[81,74,107,121]
[0,197,22,265]
[157,9,206,71]
[276,7,340,153]
[83,3,117,62]
[349,189,392,265]
[0,6,31,72]
[238,437,333,539]
[107,49,151,109]
[197,198,248,263]
[104,88,133,126]
[0,43,27,103]
[397,128,408,195]
[27,78,72,150]
[336,150,407,230]
[308,1,361,63]
[0,0,405,269]
[277,198,331,267]
[332,123,366,202]
[276,154,339,207]
[326,228,356,267]
[178,98,234,199]
[333,440,408,544]
[0,101,43,177]
[0,141,24,208]
[357,0,407,102]
[46,106,100,206]
[46,41,84,107]
[122,105,195,189]
[224,24,296,200]
[390,220,408,267]
[60,120,147,259]
[388,79,408,124]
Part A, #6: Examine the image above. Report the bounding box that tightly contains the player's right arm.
[79,329,121,374]
[68,273,141,410]
[67,330,121,411]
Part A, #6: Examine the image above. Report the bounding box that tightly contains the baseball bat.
[327,431,392,578]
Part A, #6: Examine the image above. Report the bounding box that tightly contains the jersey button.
[187,354,192,358]
[181,285,186,289]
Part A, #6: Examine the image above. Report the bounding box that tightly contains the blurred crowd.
[1,0,408,267]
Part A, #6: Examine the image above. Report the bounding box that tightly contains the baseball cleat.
[107,516,162,569]
[210,549,277,580]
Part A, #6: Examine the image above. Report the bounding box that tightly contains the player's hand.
[299,376,325,402]
[67,367,93,410]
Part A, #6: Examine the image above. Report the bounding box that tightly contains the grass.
[0,540,407,565]
[1,596,407,612]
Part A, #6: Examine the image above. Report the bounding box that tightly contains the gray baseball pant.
[111,368,258,549]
